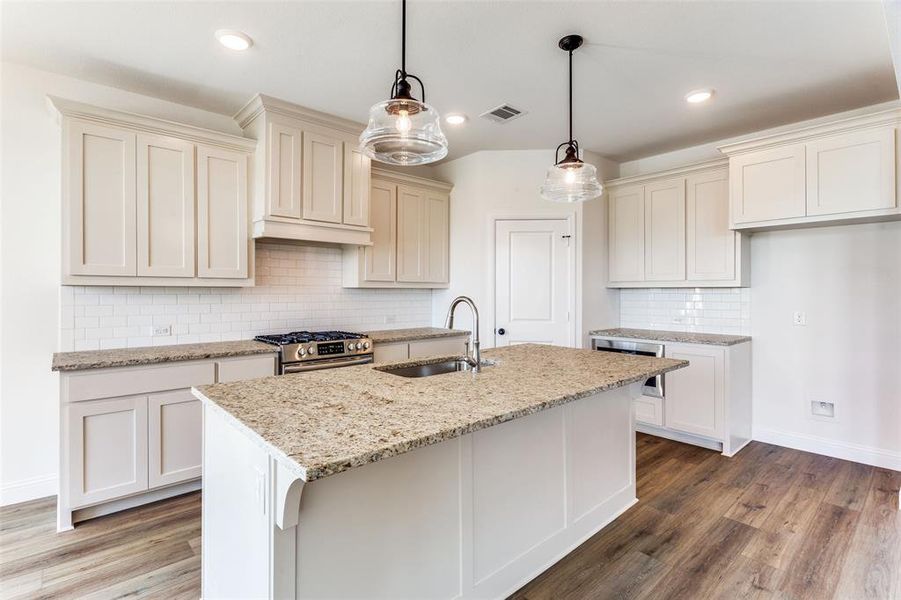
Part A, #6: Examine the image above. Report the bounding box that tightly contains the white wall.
[617,107,901,470]
[432,149,619,349]
[0,63,430,505]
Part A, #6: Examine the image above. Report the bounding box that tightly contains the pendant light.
[359,0,448,166]
[539,34,603,203]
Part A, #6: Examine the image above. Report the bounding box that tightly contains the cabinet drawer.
[634,396,663,426]
[216,355,277,383]
[408,337,468,359]
[66,361,216,402]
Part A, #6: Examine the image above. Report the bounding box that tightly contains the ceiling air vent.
[480,104,526,124]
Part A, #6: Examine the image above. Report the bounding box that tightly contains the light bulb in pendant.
[564,169,576,184]
[396,110,412,133]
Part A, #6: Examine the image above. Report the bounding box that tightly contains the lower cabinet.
[59,353,276,530]
[373,337,469,364]
[632,340,751,457]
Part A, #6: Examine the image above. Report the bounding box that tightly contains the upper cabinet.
[344,169,451,289]
[235,94,372,245]
[608,160,749,288]
[720,109,901,231]
[53,97,255,287]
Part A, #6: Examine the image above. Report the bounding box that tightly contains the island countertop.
[193,344,686,482]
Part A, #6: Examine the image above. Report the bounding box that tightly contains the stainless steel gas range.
[254,331,373,374]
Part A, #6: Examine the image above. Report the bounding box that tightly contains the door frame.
[488,210,581,349]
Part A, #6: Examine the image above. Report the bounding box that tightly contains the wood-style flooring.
[511,434,901,600]
[1,434,898,599]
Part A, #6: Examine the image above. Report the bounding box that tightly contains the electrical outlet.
[149,324,172,337]
[811,400,834,418]
[384,315,396,324]
[792,311,807,326]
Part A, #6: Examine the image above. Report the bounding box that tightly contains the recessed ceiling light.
[215,29,253,51]
[685,89,714,104]
[445,114,467,125]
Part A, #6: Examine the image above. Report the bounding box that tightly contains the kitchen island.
[193,344,686,599]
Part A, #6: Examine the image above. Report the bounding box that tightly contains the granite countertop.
[589,328,751,346]
[193,344,686,482]
[366,327,471,344]
[52,340,277,372]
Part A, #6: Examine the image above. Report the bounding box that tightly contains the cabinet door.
[148,390,202,488]
[373,342,409,364]
[806,127,896,216]
[608,185,645,282]
[364,180,397,282]
[69,396,148,508]
[66,120,137,276]
[686,169,735,281]
[397,186,427,282]
[664,344,723,439]
[644,178,686,281]
[302,131,343,223]
[730,144,806,225]
[197,145,249,279]
[343,144,371,227]
[267,121,302,218]
[424,191,449,283]
[136,134,195,277]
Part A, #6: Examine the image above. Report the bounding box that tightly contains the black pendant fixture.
[359,0,448,166]
[539,34,603,203]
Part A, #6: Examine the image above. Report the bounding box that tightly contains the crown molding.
[47,96,257,153]
[234,93,365,135]
[371,167,453,192]
[605,158,728,188]
[718,106,901,156]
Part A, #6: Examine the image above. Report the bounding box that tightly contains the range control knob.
[307,345,316,355]
[298,347,307,356]
[347,342,356,352]
[362,341,371,350]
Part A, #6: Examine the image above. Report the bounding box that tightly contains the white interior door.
[495,219,573,347]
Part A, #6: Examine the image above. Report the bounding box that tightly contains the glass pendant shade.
[540,162,603,203]
[360,97,448,165]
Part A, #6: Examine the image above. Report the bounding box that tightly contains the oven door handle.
[282,356,373,374]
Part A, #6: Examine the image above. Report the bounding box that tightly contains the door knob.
[497,328,506,335]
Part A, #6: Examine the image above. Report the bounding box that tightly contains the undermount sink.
[378,358,474,378]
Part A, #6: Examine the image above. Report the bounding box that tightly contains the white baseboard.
[1,474,57,506]
[755,428,901,471]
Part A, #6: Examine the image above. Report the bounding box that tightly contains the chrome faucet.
[445,296,481,372]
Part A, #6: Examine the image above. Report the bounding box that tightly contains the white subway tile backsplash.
[619,288,750,335]
[59,242,433,351]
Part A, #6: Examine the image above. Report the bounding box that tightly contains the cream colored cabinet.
[686,169,735,281]
[69,395,149,508]
[643,178,686,281]
[363,180,397,282]
[607,161,747,288]
[373,337,468,363]
[343,145,371,227]
[608,185,645,283]
[65,120,137,277]
[237,94,373,245]
[302,131,343,223]
[806,127,896,216]
[729,144,806,225]
[197,145,249,279]
[344,169,452,288]
[664,343,723,440]
[148,389,202,488]
[54,97,255,287]
[136,134,195,278]
[720,115,901,230]
[58,353,276,529]
[266,120,303,219]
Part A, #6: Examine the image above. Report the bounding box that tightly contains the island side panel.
[286,385,636,600]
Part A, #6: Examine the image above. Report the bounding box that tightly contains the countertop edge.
[52,343,277,372]
[589,329,751,347]
[366,327,471,344]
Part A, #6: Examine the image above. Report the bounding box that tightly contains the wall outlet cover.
[792,311,807,326]
[150,325,172,337]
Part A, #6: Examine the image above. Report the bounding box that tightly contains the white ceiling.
[3,1,898,162]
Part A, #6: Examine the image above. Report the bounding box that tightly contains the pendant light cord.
[568,47,573,145]
[401,0,407,77]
